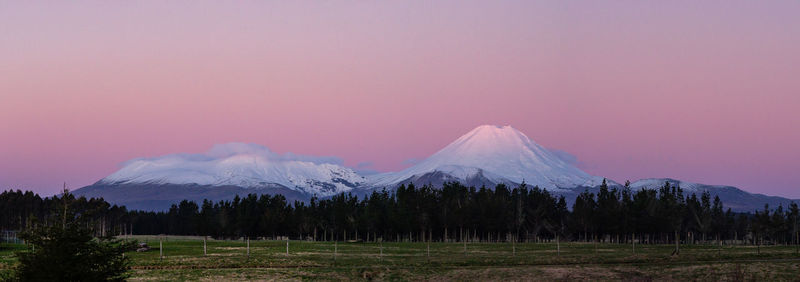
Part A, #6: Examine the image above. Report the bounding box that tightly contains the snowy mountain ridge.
[629,178,726,192]
[99,143,365,197]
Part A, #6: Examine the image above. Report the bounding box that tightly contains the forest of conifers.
[1,180,799,245]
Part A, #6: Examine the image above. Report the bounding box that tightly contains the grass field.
[3,236,800,281]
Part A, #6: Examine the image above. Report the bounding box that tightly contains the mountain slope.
[628,178,796,212]
[368,125,607,190]
[91,143,366,197]
[74,183,309,211]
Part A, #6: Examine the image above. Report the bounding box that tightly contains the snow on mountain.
[77,127,798,212]
[368,125,608,190]
[625,178,798,212]
[629,178,713,192]
[628,178,755,195]
[99,143,366,196]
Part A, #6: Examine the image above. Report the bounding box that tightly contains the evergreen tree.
[13,224,134,281]
[11,189,134,281]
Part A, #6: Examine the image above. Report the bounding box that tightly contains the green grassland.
[2,237,800,281]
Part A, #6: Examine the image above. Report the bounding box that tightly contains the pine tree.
[11,189,135,281]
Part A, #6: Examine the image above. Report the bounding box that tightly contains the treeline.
[2,180,799,245]
[0,189,129,237]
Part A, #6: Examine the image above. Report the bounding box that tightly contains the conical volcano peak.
[433,125,561,174]
[464,125,521,137]
[368,125,607,190]
[473,124,513,131]
[453,125,533,151]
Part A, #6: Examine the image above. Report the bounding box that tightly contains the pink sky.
[1,1,799,197]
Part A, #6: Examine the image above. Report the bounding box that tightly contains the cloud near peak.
[121,142,345,167]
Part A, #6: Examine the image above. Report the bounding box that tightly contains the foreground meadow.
[3,236,800,281]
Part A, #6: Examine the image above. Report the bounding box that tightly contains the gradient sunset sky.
[1,1,798,197]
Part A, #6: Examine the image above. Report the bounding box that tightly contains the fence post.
[556,235,560,256]
[159,238,163,260]
[757,236,760,255]
[512,235,516,257]
[427,240,430,262]
[204,236,207,256]
[246,237,250,258]
[379,240,383,261]
[286,239,289,257]
[333,241,337,264]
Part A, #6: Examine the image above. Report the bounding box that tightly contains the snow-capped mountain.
[95,143,366,197]
[74,126,796,212]
[368,125,608,190]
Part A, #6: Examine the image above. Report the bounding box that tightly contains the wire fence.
[116,235,800,269]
